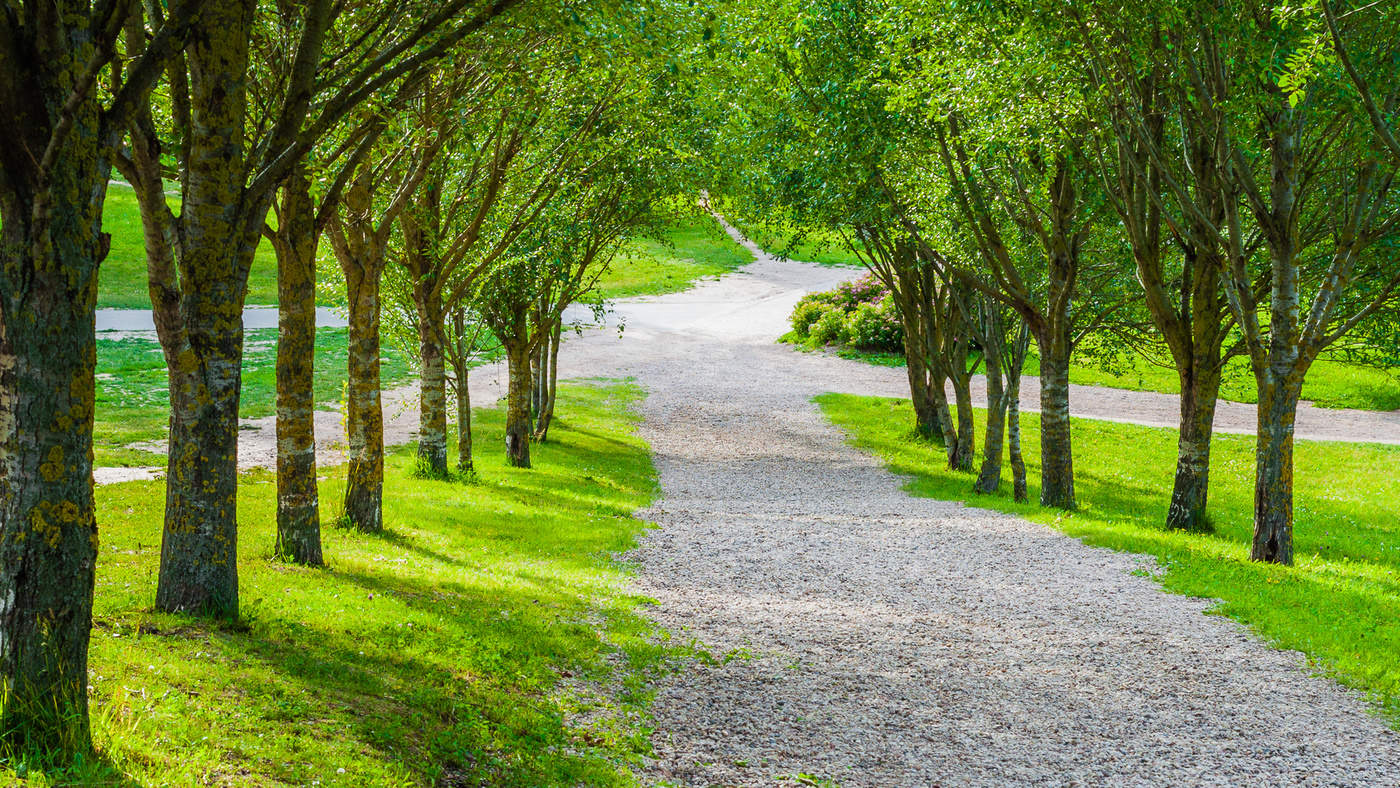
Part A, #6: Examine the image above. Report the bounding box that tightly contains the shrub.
[790,298,830,338]
[811,307,851,345]
[832,273,887,310]
[848,296,903,352]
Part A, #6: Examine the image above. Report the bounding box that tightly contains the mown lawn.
[98,182,344,309]
[94,327,416,467]
[593,217,754,300]
[23,383,673,787]
[793,335,1400,412]
[818,393,1400,725]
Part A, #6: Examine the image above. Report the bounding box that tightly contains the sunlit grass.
[94,328,416,467]
[818,393,1400,725]
[593,217,753,299]
[17,383,672,786]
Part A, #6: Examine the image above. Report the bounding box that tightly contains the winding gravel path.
[571,229,1400,785]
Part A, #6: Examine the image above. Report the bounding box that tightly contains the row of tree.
[712,0,1399,556]
[0,0,706,763]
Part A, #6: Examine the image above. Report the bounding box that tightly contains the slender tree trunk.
[272,172,322,565]
[1036,337,1076,510]
[530,343,544,416]
[454,367,473,472]
[1007,373,1028,503]
[949,367,976,472]
[534,320,561,441]
[0,223,105,757]
[975,351,1007,494]
[414,283,448,477]
[1166,363,1223,533]
[1252,375,1302,564]
[342,259,384,532]
[504,341,534,467]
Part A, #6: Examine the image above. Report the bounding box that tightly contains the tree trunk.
[534,320,561,441]
[1036,338,1076,510]
[454,367,473,472]
[156,291,245,616]
[342,258,384,532]
[1007,374,1029,503]
[975,350,1007,494]
[272,172,322,565]
[504,341,534,468]
[949,368,976,472]
[1251,376,1302,564]
[1166,363,1222,533]
[0,227,105,758]
[414,284,448,477]
[154,0,259,619]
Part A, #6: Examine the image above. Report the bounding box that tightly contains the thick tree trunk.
[534,321,561,441]
[342,259,384,532]
[1036,339,1076,510]
[0,231,104,757]
[1252,377,1302,564]
[975,352,1007,494]
[272,172,322,564]
[156,293,245,616]
[1166,364,1222,533]
[504,342,534,468]
[154,0,259,619]
[414,284,448,477]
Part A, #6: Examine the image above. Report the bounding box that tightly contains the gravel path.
[569,229,1400,785]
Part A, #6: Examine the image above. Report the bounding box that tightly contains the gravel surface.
[601,225,1400,786]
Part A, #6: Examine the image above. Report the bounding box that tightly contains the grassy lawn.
[98,182,344,309]
[593,217,754,300]
[95,327,415,467]
[818,393,1400,725]
[795,335,1400,412]
[27,383,673,787]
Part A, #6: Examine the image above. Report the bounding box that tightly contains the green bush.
[848,296,903,352]
[791,299,829,338]
[811,307,851,345]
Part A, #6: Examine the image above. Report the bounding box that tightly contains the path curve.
[556,229,1400,784]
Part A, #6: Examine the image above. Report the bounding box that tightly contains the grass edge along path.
[27,382,680,787]
[817,392,1400,727]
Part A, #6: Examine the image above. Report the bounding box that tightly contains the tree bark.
[341,254,385,532]
[415,296,449,477]
[949,365,976,472]
[1166,363,1222,533]
[533,320,561,441]
[0,216,105,758]
[1007,372,1029,503]
[271,170,322,564]
[1251,376,1302,564]
[454,367,473,472]
[504,341,534,468]
[974,348,1007,494]
[1036,338,1076,510]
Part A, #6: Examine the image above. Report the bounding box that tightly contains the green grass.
[1023,351,1400,412]
[94,327,415,467]
[817,392,1400,725]
[98,182,345,309]
[593,217,754,300]
[20,382,676,786]
[799,335,1400,412]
